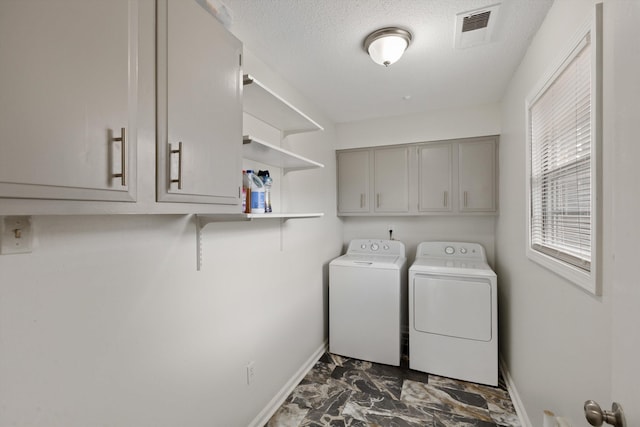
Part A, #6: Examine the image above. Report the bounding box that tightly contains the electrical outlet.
[246,361,255,385]
[1,216,33,255]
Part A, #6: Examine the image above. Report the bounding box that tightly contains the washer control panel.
[347,239,405,257]
[416,241,486,261]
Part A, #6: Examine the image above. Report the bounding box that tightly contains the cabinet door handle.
[360,193,365,208]
[113,127,126,186]
[376,193,381,208]
[170,142,183,190]
[444,191,448,207]
[464,191,468,207]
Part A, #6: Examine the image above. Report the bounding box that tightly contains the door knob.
[584,400,626,427]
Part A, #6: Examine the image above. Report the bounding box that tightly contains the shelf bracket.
[194,213,323,270]
[196,215,205,271]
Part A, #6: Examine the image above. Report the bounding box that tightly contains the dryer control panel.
[346,239,405,257]
[416,241,486,261]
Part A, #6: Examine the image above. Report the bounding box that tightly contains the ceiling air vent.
[455,3,501,49]
[462,11,491,33]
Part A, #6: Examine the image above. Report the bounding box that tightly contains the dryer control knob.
[371,243,379,251]
[361,244,367,249]
[445,246,455,255]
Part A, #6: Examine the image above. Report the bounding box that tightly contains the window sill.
[526,247,599,295]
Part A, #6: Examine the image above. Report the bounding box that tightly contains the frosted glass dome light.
[364,27,412,67]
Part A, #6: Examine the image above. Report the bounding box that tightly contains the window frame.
[525,5,602,295]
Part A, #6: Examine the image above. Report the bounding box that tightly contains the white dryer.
[329,239,406,366]
[409,241,497,386]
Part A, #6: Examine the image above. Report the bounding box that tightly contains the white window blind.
[529,35,592,272]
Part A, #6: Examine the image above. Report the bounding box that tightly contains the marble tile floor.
[266,353,520,427]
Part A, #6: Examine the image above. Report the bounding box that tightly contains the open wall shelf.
[243,136,324,173]
[198,212,324,226]
[243,74,324,135]
[195,74,326,271]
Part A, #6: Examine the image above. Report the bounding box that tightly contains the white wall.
[496,1,612,425]
[607,0,640,423]
[0,19,342,427]
[6,1,638,426]
[336,103,501,149]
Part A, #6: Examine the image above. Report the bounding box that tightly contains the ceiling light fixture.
[363,27,413,67]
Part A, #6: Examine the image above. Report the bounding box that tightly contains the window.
[525,8,601,295]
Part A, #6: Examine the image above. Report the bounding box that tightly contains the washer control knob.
[460,247,467,254]
[371,243,379,251]
[445,246,455,255]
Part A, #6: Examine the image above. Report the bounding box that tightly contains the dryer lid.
[410,257,495,277]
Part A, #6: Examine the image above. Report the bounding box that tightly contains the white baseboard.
[248,340,328,427]
[499,355,532,427]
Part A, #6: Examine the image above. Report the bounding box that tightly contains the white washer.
[409,241,497,386]
[329,239,407,366]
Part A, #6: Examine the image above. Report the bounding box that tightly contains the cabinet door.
[157,0,242,204]
[418,144,453,212]
[374,147,409,213]
[458,139,497,212]
[0,0,137,201]
[337,150,370,213]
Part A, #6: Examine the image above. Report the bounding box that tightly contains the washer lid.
[410,257,496,277]
[330,253,405,269]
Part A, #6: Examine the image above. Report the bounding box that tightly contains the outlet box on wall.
[0,216,33,255]
[246,361,255,385]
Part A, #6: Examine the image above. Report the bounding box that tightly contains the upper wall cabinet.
[458,139,497,212]
[458,139,496,212]
[336,146,410,215]
[0,0,138,201]
[156,0,242,205]
[337,150,370,213]
[418,143,453,213]
[418,137,498,214]
[373,147,410,213]
[337,136,498,216]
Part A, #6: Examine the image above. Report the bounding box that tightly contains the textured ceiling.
[222,0,554,124]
